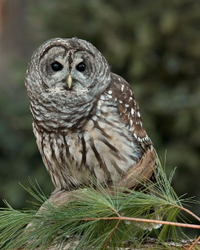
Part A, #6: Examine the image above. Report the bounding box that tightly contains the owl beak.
[66,75,72,89]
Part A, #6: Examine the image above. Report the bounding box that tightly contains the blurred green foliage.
[0,0,200,219]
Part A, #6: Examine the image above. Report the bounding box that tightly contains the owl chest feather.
[33,94,142,190]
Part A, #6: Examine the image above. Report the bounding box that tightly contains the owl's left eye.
[51,61,63,71]
[76,62,86,72]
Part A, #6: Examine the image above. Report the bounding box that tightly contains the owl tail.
[118,148,156,189]
[117,148,164,230]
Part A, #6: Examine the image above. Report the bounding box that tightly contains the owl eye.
[51,61,63,71]
[76,62,86,72]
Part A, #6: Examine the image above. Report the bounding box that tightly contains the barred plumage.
[25,37,155,193]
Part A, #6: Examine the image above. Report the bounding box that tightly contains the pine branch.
[0,151,200,249]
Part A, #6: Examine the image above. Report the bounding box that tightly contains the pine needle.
[0,160,200,249]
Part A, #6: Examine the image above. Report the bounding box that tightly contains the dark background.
[0,0,200,229]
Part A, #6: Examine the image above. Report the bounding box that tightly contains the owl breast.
[33,87,142,191]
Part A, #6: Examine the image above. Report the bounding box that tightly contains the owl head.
[25,38,112,129]
[25,37,111,101]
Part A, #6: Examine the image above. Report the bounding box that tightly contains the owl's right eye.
[51,61,63,71]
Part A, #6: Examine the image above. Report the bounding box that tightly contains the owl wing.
[106,73,153,150]
[104,73,156,190]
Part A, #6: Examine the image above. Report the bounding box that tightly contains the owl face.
[39,46,96,92]
[31,38,111,95]
[25,38,112,130]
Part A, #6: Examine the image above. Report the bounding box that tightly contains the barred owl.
[25,37,155,194]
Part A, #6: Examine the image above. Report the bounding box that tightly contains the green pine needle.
[0,159,199,250]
